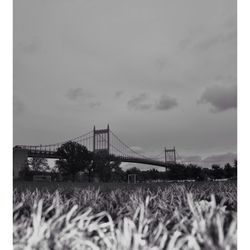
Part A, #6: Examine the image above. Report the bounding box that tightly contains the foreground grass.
[13,181,237,250]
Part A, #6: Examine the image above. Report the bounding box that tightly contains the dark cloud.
[155,95,178,111]
[128,94,178,111]
[127,93,152,111]
[66,88,92,101]
[199,85,237,112]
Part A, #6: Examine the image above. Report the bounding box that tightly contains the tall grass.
[13,181,237,250]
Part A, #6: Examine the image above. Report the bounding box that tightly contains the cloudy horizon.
[14,0,237,168]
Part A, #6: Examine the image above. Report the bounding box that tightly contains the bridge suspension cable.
[110,130,154,160]
[109,130,169,161]
[15,125,177,167]
[21,130,93,149]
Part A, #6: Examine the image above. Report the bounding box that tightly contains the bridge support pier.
[13,148,29,179]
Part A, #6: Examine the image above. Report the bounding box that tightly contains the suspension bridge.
[13,125,177,178]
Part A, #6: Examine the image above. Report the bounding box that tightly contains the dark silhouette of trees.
[109,160,124,181]
[166,164,189,180]
[184,165,206,181]
[18,159,31,180]
[224,163,233,178]
[234,159,237,168]
[224,162,237,179]
[92,150,110,182]
[211,164,224,179]
[56,141,92,181]
[124,161,237,182]
[126,167,141,175]
[19,142,237,183]
[91,150,122,182]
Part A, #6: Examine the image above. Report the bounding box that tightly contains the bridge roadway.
[19,148,174,169]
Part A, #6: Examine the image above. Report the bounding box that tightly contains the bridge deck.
[16,149,174,168]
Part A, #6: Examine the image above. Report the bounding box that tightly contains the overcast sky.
[13,0,237,167]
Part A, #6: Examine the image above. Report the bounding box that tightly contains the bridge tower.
[93,124,110,154]
[164,147,176,163]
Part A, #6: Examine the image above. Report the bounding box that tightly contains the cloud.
[178,152,236,168]
[66,88,100,108]
[199,84,237,112]
[195,29,236,51]
[155,95,178,111]
[202,152,237,166]
[127,93,152,111]
[178,21,236,52]
[128,93,178,111]
[66,88,92,101]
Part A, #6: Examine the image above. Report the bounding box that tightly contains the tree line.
[19,141,237,182]
[126,161,237,182]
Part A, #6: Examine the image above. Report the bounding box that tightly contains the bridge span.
[13,125,176,178]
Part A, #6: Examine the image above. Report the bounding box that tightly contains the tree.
[233,159,237,177]
[211,164,224,179]
[234,159,237,168]
[167,164,186,180]
[28,158,50,172]
[56,141,92,181]
[224,163,233,178]
[185,164,205,181]
[18,159,31,180]
[91,150,122,182]
[126,167,141,175]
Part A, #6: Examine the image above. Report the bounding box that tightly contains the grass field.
[13,181,237,250]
